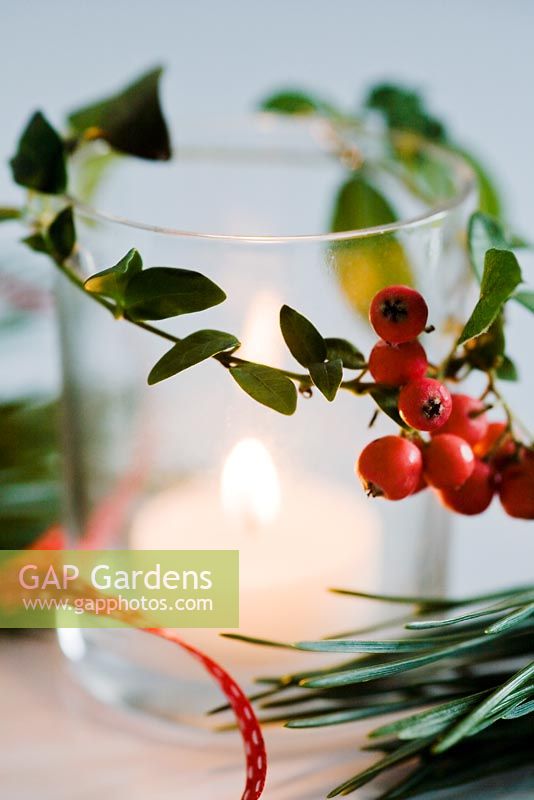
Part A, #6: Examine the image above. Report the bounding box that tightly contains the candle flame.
[220,438,281,527]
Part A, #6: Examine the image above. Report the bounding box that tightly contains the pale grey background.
[1,0,533,591]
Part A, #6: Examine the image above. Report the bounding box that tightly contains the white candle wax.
[129,438,381,675]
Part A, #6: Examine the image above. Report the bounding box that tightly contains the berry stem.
[483,372,533,443]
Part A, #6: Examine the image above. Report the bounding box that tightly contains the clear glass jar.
[56,114,476,721]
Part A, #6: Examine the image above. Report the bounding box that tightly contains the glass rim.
[68,113,477,245]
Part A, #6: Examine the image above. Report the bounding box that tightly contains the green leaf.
[260,89,335,115]
[502,699,534,719]
[330,235,414,321]
[324,337,365,369]
[331,174,397,232]
[22,233,49,254]
[296,637,466,654]
[405,595,532,629]
[453,146,503,219]
[463,314,505,372]
[369,385,406,428]
[279,305,327,367]
[230,363,297,415]
[84,248,143,305]
[221,633,292,649]
[330,585,525,608]
[365,84,446,141]
[285,700,419,730]
[123,266,226,320]
[393,147,456,205]
[467,212,508,282]
[0,397,60,550]
[48,206,75,261]
[433,662,534,754]
[301,633,492,688]
[514,290,534,313]
[0,207,21,222]
[10,111,67,194]
[68,67,171,161]
[147,330,240,385]
[457,249,522,346]
[370,691,487,741]
[327,737,435,797]
[485,601,534,634]
[365,84,503,218]
[309,359,343,401]
[496,355,518,381]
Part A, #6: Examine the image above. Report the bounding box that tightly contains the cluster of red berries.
[357,285,534,519]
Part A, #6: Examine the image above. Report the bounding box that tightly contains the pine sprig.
[229,586,534,797]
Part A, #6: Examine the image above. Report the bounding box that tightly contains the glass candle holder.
[56,114,476,721]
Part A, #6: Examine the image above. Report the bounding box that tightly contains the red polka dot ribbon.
[31,527,267,800]
[146,627,266,800]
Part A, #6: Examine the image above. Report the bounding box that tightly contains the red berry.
[409,439,428,495]
[499,463,534,519]
[424,434,475,489]
[436,394,488,445]
[411,471,428,495]
[369,285,428,344]
[368,340,428,386]
[398,378,452,432]
[357,436,423,500]
[474,422,516,469]
[519,447,534,470]
[437,460,495,515]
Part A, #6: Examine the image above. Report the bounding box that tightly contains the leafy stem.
[55,255,114,314]
[51,240,376,400]
[8,69,534,430]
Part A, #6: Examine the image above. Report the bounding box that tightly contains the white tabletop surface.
[1,634,532,800]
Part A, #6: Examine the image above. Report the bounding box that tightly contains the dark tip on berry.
[380,297,408,324]
[422,396,444,420]
[365,481,384,498]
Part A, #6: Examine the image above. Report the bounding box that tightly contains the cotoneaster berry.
[354,283,530,519]
[474,422,516,470]
[410,439,428,494]
[520,447,534,468]
[437,460,495,516]
[368,340,428,386]
[435,394,489,446]
[369,285,428,344]
[357,436,423,500]
[499,462,534,519]
[411,473,428,495]
[424,434,475,489]
[398,378,452,432]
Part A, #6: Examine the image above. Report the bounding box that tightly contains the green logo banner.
[0,550,239,628]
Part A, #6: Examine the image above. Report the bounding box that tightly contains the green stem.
[56,256,379,396]
[121,314,178,344]
[340,378,379,395]
[55,257,114,314]
[489,375,533,442]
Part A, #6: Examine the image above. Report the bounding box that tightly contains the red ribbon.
[30,527,267,800]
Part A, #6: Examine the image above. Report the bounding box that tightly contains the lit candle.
[130,436,381,675]
[129,290,381,678]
